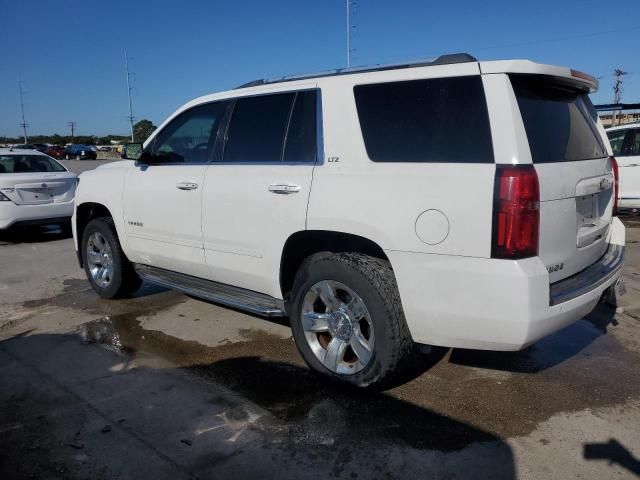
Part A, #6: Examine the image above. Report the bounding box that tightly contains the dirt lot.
[1,161,639,479]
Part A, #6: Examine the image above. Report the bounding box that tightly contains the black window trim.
[352,74,495,164]
[215,88,321,166]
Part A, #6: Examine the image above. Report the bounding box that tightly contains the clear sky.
[1,0,639,137]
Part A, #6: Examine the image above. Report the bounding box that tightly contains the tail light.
[610,156,619,215]
[491,165,540,259]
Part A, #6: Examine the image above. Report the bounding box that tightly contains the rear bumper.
[550,243,624,305]
[0,201,74,230]
[387,217,626,351]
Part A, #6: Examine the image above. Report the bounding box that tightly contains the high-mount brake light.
[570,69,598,90]
[491,165,540,259]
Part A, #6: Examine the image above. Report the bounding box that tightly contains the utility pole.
[613,68,628,126]
[18,80,28,144]
[346,0,351,68]
[68,121,76,144]
[125,50,135,142]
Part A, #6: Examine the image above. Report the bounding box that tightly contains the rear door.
[510,75,614,283]
[201,88,318,297]
[609,127,640,208]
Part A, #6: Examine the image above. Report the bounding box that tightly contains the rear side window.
[511,75,607,163]
[607,129,628,156]
[283,91,317,163]
[224,93,295,163]
[353,76,494,163]
[629,129,640,156]
[0,155,66,173]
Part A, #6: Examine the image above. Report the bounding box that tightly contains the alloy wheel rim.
[301,280,374,375]
[86,232,114,289]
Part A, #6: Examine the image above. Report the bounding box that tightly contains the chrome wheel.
[301,280,374,375]
[86,232,114,289]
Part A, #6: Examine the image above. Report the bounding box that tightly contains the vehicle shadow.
[448,303,617,373]
[584,439,640,475]
[0,222,72,244]
[0,332,518,479]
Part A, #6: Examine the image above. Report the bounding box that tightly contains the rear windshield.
[510,75,606,163]
[0,155,66,173]
[354,76,494,163]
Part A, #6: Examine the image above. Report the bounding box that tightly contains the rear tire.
[289,252,413,389]
[81,217,141,299]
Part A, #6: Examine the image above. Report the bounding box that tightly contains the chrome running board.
[134,264,286,317]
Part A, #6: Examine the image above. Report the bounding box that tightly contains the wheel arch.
[75,202,115,267]
[279,230,390,301]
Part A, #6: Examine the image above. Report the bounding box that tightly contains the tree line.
[1,119,157,146]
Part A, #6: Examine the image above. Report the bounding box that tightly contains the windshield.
[0,154,66,173]
[510,75,606,163]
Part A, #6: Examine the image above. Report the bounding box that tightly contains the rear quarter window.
[353,76,494,163]
[510,75,607,163]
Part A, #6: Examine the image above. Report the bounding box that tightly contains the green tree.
[133,119,157,143]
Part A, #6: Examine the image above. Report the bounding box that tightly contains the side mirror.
[122,143,143,161]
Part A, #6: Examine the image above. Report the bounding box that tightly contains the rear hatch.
[0,154,76,205]
[510,74,614,283]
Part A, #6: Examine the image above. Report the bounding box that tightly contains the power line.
[18,80,28,144]
[125,50,135,142]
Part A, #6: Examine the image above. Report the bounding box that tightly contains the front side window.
[150,102,226,163]
[0,155,66,173]
[223,93,295,163]
[607,130,628,156]
[353,76,494,163]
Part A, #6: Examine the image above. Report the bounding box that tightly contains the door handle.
[268,184,300,194]
[176,182,198,191]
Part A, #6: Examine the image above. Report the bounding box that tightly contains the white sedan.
[0,148,77,230]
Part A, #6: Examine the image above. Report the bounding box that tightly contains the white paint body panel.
[72,58,625,351]
[123,164,209,278]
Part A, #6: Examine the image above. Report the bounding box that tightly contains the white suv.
[72,53,625,388]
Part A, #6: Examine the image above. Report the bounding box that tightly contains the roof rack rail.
[235,53,477,89]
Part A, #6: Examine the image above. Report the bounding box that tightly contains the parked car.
[0,148,77,231]
[606,123,640,211]
[64,144,97,160]
[44,145,66,160]
[72,54,625,388]
[12,144,37,150]
[97,146,112,152]
[32,143,49,152]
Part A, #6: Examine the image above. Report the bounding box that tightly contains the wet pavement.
[1,219,640,479]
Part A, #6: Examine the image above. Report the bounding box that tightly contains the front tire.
[81,217,141,298]
[290,252,413,389]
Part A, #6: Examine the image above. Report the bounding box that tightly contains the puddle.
[76,302,640,448]
[21,278,181,318]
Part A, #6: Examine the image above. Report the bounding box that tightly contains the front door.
[202,88,319,297]
[123,101,227,278]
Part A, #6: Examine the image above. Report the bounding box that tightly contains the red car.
[44,145,66,160]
